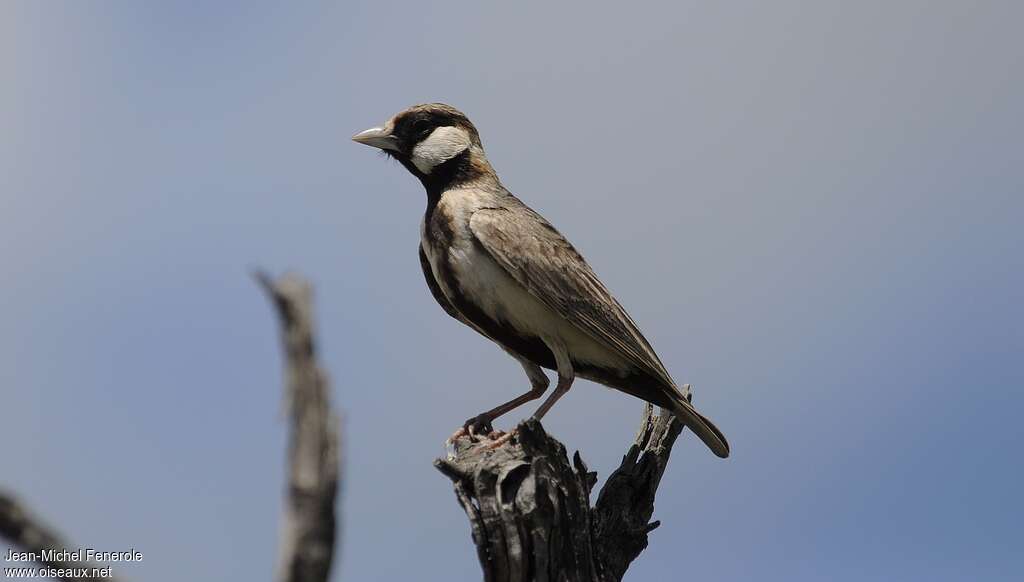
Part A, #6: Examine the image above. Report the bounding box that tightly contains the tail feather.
[601,370,730,458]
[671,396,730,458]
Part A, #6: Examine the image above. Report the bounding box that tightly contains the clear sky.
[2,2,1021,581]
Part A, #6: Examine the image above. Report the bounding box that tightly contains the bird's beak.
[352,126,400,152]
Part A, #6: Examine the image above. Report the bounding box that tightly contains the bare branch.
[591,403,683,580]
[436,396,689,582]
[256,271,340,582]
[0,491,127,582]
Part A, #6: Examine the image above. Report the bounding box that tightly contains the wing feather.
[468,203,676,388]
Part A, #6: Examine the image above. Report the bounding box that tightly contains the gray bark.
[435,401,686,582]
[256,272,340,582]
[0,492,127,582]
[0,272,341,582]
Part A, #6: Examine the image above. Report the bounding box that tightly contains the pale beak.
[352,126,400,151]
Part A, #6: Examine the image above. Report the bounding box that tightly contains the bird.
[352,103,729,458]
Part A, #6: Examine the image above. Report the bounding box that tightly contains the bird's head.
[352,103,493,187]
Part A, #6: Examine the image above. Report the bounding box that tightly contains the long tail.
[670,395,730,458]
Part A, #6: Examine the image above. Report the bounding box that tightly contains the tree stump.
[436,402,686,582]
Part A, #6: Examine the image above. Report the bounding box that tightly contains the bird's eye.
[411,119,431,136]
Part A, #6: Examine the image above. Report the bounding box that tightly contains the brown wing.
[468,203,677,389]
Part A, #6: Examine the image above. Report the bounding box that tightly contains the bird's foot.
[445,427,515,459]
[446,426,468,445]
[445,413,496,445]
[463,413,496,440]
[482,429,515,450]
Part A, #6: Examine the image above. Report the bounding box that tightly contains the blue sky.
[2,2,1021,581]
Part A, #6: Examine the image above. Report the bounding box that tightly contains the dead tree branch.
[0,491,127,582]
[435,400,686,582]
[0,271,341,582]
[256,272,341,582]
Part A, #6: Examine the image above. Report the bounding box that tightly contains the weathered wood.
[436,400,686,582]
[256,272,341,582]
[0,491,126,582]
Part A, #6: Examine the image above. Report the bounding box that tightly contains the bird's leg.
[459,387,541,439]
[531,340,574,421]
[530,372,573,420]
[482,378,571,451]
[447,358,549,444]
[484,342,573,450]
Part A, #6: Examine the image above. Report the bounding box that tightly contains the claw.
[464,413,495,437]
[483,430,515,450]
[446,426,468,446]
[446,417,513,456]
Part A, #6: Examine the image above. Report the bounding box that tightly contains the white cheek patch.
[411,126,472,173]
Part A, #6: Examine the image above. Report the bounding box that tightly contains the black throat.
[407,149,486,223]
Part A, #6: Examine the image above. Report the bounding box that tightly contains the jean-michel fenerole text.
[4,547,143,563]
